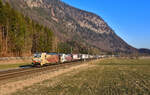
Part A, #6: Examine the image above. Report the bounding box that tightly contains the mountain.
[138,48,150,55]
[2,0,137,54]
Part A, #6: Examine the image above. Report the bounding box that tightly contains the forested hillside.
[0,0,96,57]
[0,0,54,56]
[2,0,137,55]
[0,0,139,56]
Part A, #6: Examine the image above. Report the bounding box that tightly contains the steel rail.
[0,60,86,81]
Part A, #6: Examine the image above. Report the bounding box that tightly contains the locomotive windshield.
[33,53,41,58]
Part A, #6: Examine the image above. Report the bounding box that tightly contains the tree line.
[0,0,54,56]
[0,0,101,56]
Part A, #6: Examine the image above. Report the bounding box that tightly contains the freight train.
[32,53,101,66]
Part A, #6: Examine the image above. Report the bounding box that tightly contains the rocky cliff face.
[25,0,112,34]
[3,0,137,53]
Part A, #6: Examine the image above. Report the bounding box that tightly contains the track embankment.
[0,59,99,95]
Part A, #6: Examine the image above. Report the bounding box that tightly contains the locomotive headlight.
[40,59,42,62]
[33,58,41,63]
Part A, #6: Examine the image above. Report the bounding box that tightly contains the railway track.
[0,60,86,82]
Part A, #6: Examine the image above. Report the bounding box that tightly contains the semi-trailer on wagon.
[32,53,103,66]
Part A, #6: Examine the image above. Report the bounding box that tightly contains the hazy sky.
[62,0,150,49]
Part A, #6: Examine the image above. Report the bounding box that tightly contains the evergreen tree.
[0,1,55,56]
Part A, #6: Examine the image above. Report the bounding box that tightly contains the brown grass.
[0,59,32,65]
[11,58,150,95]
[0,60,99,95]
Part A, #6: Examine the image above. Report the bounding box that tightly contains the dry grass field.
[0,63,31,70]
[13,58,150,95]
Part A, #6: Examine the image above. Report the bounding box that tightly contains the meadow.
[13,58,150,95]
[0,63,31,70]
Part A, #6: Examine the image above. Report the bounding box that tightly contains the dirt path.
[0,60,98,95]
